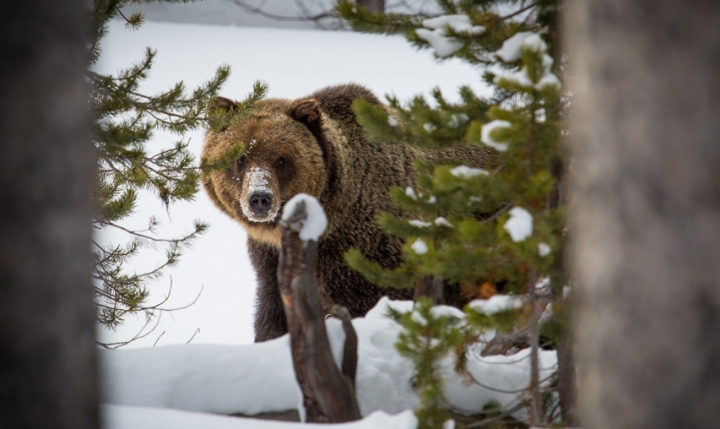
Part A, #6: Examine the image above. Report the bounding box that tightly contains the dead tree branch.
[278,200,360,423]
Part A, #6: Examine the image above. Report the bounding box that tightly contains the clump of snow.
[494,69,533,88]
[430,305,465,319]
[416,28,462,58]
[423,123,436,133]
[522,33,547,52]
[411,238,428,255]
[281,194,327,241]
[405,187,417,201]
[434,217,453,228]
[539,303,553,324]
[410,310,427,326]
[469,294,523,315]
[422,15,485,34]
[504,207,533,242]
[416,15,485,58]
[443,419,455,429]
[450,165,490,179]
[409,220,432,228]
[104,405,418,429]
[493,33,561,91]
[427,195,437,204]
[388,115,398,127]
[538,242,551,257]
[481,120,512,152]
[536,72,561,89]
[535,277,551,294]
[494,31,535,62]
[449,113,469,127]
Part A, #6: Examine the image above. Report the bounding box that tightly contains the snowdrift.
[102,298,557,426]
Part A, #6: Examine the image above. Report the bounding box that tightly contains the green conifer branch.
[88,0,266,338]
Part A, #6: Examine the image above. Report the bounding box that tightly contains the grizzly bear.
[202,84,492,342]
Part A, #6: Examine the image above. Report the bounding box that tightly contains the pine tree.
[338,1,570,427]
[88,0,266,341]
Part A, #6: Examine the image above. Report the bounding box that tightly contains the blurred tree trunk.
[357,0,384,13]
[566,1,720,428]
[0,1,98,428]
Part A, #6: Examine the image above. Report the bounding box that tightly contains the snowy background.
[96,5,492,349]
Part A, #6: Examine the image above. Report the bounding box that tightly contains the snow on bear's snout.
[240,167,280,223]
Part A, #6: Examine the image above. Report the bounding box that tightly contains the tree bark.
[278,201,360,423]
[330,305,359,387]
[414,275,444,304]
[0,1,98,428]
[357,0,385,13]
[566,1,720,428]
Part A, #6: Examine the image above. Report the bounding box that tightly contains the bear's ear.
[289,99,321,124]
[208,96,239,114]
[208,97,239,132]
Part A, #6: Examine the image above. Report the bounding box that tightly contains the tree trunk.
[357,0,385,13]
[0,1,98,428]
[414,275,444,304]
[278,200,360,423]
[566,1,720,428]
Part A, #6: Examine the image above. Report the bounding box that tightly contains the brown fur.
[202,84,492,342]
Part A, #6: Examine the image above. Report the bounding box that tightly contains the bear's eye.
[237,156,246,168]
[274,157,286,168]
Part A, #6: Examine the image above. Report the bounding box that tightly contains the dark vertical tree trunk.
[566,1,720,428]
[555,310,577,425]
[0,1,98,428]
[414,275,443,304]
[357,0,385,13]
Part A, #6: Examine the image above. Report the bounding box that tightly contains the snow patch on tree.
[409,220,432,228]
[422,15,485,34]
[450,165,490,178]
[493,31,535,62]
[469,294,524,315]
[405,187,417,201]
[481,120,512,151]
[494,34,561,90]
[281,194,327,241]
[538,242,551,257]
[434,217,453,228]
[504,207,533,242]
[411,238,428,254]
[416,15,485,58]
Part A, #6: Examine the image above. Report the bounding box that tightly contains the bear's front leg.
[247,238,288,342]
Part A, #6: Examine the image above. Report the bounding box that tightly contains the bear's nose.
[248,192,273,216]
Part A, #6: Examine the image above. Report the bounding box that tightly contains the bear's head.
[201,96,336,248]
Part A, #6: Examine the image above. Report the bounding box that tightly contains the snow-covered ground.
[95,19,491,348]
[102,298,557,426]
[104,405,417,429]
